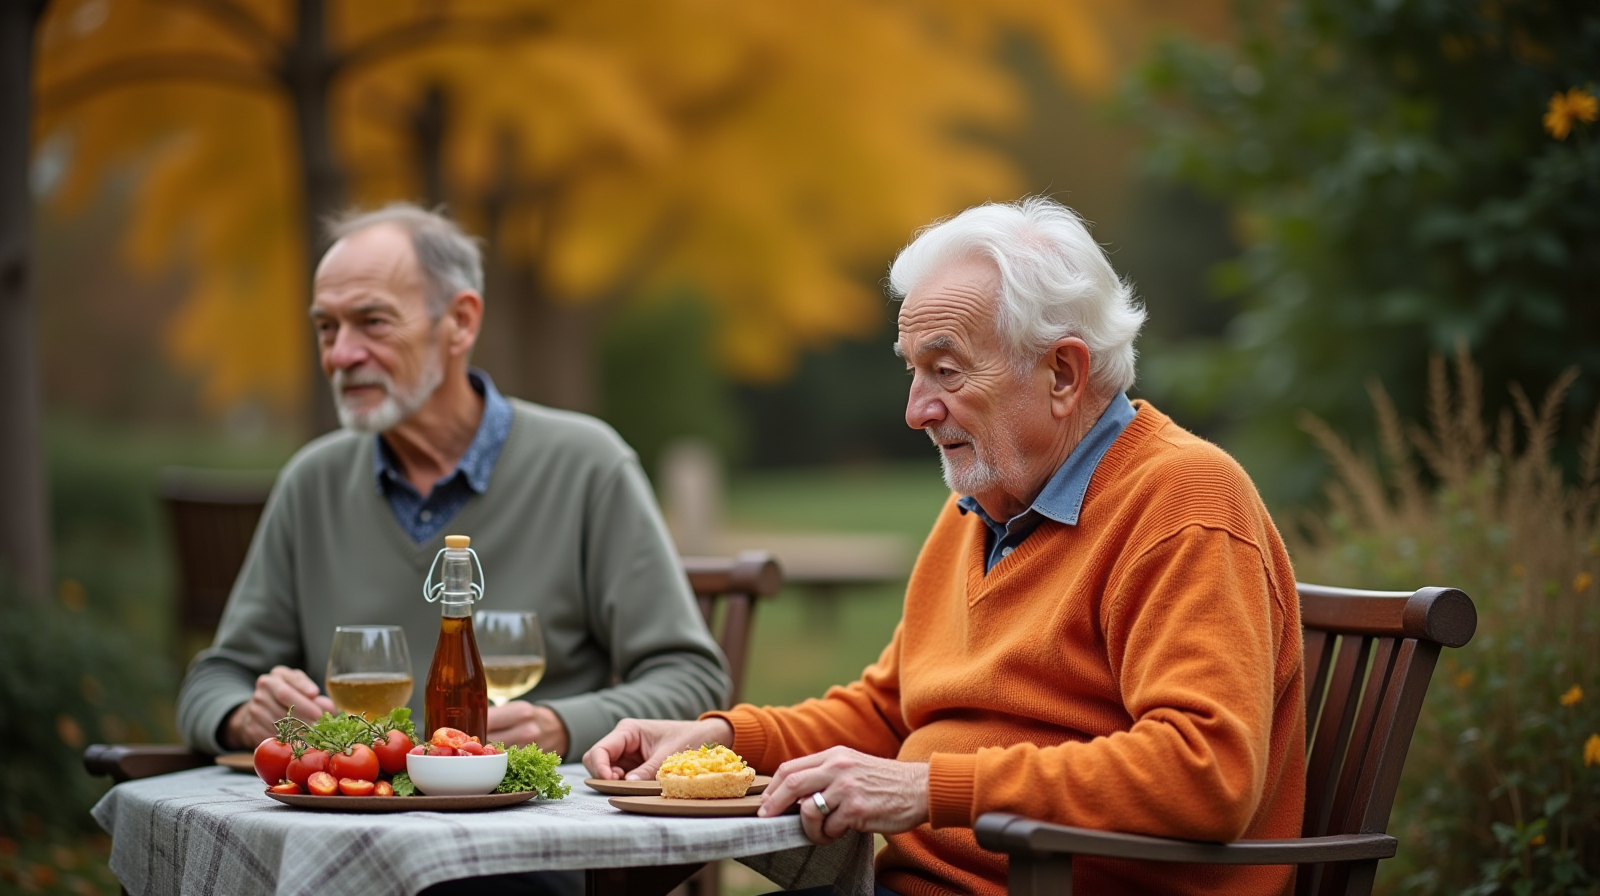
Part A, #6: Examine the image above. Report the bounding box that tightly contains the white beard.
[331,350,445,433]
[928,420,1026,499]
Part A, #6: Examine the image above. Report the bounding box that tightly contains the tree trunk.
[514,285,605,412]
[289,0,343,436]
[0,0,51,600]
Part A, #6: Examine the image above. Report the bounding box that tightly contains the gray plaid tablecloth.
[92,765,874,896]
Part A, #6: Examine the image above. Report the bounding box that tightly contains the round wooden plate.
[264,789,538,812]
[607,795,798,818]
[215,753,255,773]
[584,775,771,796]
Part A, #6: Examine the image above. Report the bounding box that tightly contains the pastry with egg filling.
[656,744,755,799]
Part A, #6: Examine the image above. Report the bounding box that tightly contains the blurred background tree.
[1123,0,1600,503]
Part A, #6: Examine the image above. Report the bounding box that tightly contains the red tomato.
[373,780,394,797]
[458,740,486,755]
[483,744,501,755]
[373,730,413,775]
[408,745,428,755]
[429,746,457,756]
[337,777,375,796]
[253,738,294,786]
[285,748,330,789]
[430,727,471,749]
[329,743,379,782]
[267,782,302,795]
[307,771,339,796]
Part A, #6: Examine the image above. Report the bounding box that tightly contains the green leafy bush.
[1293,350,1600,895]
[0,577,173,837]
[1124,0,1600,504]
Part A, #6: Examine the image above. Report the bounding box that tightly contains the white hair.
[888,197,1146,396]
[326,203,484,320]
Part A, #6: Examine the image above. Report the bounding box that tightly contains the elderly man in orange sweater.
[585,197,1306,896]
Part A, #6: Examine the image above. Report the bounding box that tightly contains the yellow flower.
[1585,733,1600,767]
[1561,684,1584,706]
[1576,571,1594,593]
[1511,564,1527,579]
[1455,669,1475,689]
[1545,87,1599,140]
[1530,833,1546,847]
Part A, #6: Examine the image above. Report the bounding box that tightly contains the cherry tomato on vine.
[373,730,413,775]
[329,743,379,782]
[253,737,294,786]
[285,748,330,789]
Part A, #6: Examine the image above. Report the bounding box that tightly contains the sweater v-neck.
[364,408,530,572]
[960,401,1166,604]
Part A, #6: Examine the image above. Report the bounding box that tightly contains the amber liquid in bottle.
[423,541,488,741]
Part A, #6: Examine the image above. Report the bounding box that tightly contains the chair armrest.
[975,814,1397,865]
[84,744,212,783]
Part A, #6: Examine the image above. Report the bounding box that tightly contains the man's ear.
[1045,337,1092,421]
[443,291,483,358]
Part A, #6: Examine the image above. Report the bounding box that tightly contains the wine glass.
[475,610,547,706]
[325,625,413,720]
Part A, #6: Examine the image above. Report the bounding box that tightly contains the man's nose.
[320,326,369,371]
[905,376,946,431]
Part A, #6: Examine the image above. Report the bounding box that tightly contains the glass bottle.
[423,534,488,741]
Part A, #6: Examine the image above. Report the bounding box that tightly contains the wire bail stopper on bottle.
[424,534,486,604]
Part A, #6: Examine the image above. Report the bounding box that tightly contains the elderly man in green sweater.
[176,204,729,762]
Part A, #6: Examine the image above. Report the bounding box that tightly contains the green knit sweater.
[176,400,730,756]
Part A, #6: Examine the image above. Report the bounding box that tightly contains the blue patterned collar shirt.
[957,392,1136,574]
[372,369,513,544]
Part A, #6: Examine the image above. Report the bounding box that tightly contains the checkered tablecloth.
[92,765,874,896]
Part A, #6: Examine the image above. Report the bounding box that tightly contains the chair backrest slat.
[1294,584,1477,896]
[685,552,783,708]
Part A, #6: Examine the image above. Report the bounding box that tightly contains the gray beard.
[331,354,445,434]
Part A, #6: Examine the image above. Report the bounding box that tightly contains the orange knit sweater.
[711,402,1306,896]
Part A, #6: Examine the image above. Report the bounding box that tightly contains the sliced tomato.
[429,727,472,750]
[267,782,302,795]
[373,780,394,797]
[337,777,375,796]
[306,771,339,796]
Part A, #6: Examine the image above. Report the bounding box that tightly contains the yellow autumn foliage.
[33,0,1216,412]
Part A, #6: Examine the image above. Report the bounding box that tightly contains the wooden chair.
[157,467,273,640]
[974,583,1477,896]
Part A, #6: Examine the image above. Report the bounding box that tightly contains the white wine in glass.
[326,625,413,720]
[476,611,547,706]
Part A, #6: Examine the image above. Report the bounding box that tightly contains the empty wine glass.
[325,625,413,720]
[475,611,547,706]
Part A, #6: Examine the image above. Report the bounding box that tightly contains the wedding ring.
[811,791,831,817]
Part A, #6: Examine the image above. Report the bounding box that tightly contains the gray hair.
[326,203,484,320]
[888,197,1146,396]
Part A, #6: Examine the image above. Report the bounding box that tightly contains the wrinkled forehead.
[313,224,424,297]
[895,256,1002,357]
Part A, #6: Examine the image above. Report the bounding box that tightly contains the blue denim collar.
[957,392,1136,533]
[372,368,512,497]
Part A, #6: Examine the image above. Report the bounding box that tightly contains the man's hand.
[222,666,336,750]
[759,747,930,846]
[582,718,734,782]
[488,702,570,758]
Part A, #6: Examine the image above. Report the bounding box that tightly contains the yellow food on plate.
[656,744,755,799]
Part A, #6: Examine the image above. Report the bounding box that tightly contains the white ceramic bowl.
[405,751,508,796]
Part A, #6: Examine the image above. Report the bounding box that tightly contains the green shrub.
[0,576,173,838]
[1292,349,1599,895]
